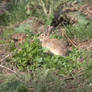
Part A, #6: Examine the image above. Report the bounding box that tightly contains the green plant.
[0,75,29,92]
[65,22,92,42]
[0,0,29,25]
[11,34,88,76]
[30,68,66,92]
[29,0,72,25]
[12,38,43,71]
[1,65,92,92]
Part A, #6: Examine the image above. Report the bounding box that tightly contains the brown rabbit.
[39,33,69,56]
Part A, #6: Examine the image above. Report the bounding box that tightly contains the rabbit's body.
[39,33,68,56]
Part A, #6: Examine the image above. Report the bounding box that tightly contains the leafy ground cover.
[0,0,92,92]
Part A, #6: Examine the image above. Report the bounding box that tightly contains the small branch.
[0,53,11,63]
[49,0,53,16]
[0,64,17,74]
[0,44,8,47]
[0,53,18,75]
[62,29,77,48]
[40,0,48,16]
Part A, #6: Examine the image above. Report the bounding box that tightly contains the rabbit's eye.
[41,34,45,37]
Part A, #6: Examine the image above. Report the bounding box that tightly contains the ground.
[0,0,92,92]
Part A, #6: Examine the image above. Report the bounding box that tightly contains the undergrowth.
[0,74,29,92]
[0,0,29,26]
[65,23,92,42]
[10,34,91,76]
[1,65,92,92]
[1,0,92,92]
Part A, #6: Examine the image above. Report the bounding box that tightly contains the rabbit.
[39,33,69,56]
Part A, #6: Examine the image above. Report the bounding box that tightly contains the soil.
[0,2,92,91]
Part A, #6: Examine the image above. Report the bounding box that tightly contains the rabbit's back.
[42,39,68,56]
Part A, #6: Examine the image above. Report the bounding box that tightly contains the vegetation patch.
[0,0,92,92]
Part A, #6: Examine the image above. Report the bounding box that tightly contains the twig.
[40,0,48,16]
[0,53,11,63]
[0,53,18,75]
[0,44,8,47]
[0,64,21,78]
[0,64,17,74]
[62,29,77,48]
[49,0,53,16]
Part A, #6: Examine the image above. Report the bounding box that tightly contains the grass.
[64,8,92,42]
[65,22,92,42]
[10,33,92,76]
[0,74,29,92]
[1,0,92,92]
[0,0,29,26]
[1,64,92,92]
[1,37,92,91]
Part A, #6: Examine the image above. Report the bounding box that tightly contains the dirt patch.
[0,27,3,35]
[80,3,92,19]
[78,40,92,50]
[12,33,28,45]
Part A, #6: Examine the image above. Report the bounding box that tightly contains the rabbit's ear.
[46,25,53,36]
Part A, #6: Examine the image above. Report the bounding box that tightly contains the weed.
[29,0,73,25]
[12,38,43,71]
[0,0,29,26]
[11,35,89,76]
[0,75,29,92]
[65,23,92,42]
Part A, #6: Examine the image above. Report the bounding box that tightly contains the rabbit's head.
[38,33,49,42]
[38,25,52,42]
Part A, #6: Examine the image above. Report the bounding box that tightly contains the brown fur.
[39,33,68,56]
